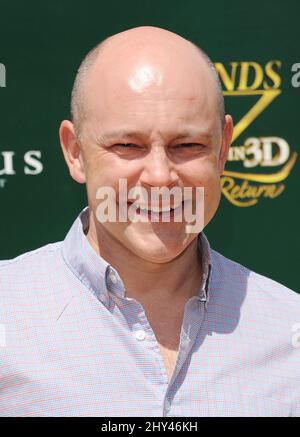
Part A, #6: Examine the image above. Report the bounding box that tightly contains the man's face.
[74,48,232,263]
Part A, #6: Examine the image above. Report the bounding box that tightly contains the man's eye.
[110,143,144,157]
[174,143,203,148]
[113,143,139,148]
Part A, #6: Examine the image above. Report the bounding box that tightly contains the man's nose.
[139,147,179,188]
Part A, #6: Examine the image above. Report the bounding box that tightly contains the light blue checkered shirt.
[0,206,300,416]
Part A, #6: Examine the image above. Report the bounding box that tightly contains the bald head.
[70,26,225,139]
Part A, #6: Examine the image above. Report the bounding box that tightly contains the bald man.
[0,26,299,417]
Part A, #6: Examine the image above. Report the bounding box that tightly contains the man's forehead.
[87,57,217,113]
[73,27,224,138]
[86,29,213,98]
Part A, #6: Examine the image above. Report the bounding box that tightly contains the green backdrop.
[0,0,299,292]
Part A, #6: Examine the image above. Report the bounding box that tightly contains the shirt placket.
[105,264,210,416]
[162,296,208,416]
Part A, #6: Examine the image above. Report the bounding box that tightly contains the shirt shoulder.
[0,241,77,324]
[210,248,300,316]
[0,242,65,292]
[0,241,63,270]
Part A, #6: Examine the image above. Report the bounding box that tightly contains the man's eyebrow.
[97,129,213,144]
[172,129,213,141]
[97,130,143,143]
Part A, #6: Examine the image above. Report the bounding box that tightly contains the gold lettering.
[231,89,281,143]
[221,176,286,207]
[215,62,239,91]
[263,61,282,89]
[238,62,264,91]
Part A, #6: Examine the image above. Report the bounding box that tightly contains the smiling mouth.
[126,200,186,218]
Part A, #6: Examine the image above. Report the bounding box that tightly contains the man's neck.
[85,217,203,308]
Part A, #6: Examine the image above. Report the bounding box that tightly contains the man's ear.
[218,114,233,175]
[59,120,86,184]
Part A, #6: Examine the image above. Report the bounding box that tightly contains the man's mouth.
[126,200,186,220]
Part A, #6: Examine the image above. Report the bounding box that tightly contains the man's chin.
[123,226,194,263]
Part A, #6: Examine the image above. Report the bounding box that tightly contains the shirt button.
[134,330,146,341]
[109,273,118,284]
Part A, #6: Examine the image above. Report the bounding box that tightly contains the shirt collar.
[62,206,213,307]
